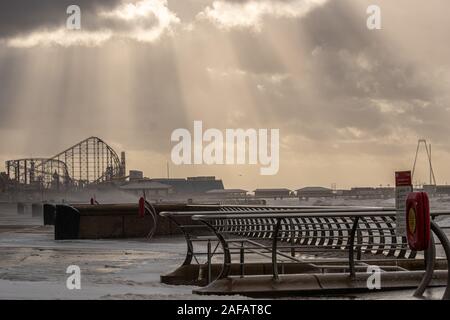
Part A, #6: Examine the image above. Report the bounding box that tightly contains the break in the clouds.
[99,0,181,42]
[6,29,113,48]
[198,0,329,31]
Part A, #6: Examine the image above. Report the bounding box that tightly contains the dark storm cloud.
[299,0,435,101]
[294,0,447,145]
[211,0,448,149]
[0,0,122,38]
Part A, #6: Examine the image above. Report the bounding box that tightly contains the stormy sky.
[0,0,449,190]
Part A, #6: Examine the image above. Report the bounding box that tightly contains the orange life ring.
[405,192,430,251]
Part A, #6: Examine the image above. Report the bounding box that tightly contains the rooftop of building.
[254,188,291,192]
[297,186,333,192]
[120,180,172,190]
[150,177,224,194]
[206,189,248,194]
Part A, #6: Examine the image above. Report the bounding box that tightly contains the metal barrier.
[160,206,400,285]
[161,207,450,299]
[159,205,333,285]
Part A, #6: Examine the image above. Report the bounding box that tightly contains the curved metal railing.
[190,209,450,299]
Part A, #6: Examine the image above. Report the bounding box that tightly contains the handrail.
[192,209,450,298]
[348,217,360,278]
[272,219,282,280]
[144,200,158,239]
[414,231,436,297]
[160,206,398,218]
[161,207,450,299]
[191,210,450,220]
[430,221,450,300]
[160,210,212,266]
[413,221,450,300]
[193,211,409,279]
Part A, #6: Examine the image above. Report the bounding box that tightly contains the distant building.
[345,187,395,199]
[129,170,144,181]
[422,185,436,194]
[378,187,395,198]
[254,188,291,199]
[206,189,248,198]
[120,180,173,197]
[150,176,224,195]
[434,185,450,196]
[297,187,334,199]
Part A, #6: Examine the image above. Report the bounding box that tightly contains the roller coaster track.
[5,136,123,189]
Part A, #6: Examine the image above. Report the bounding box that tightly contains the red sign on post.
[395,171,412,187]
